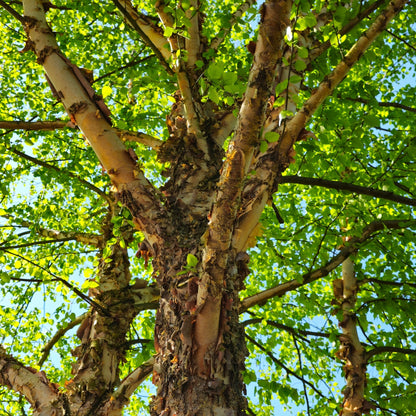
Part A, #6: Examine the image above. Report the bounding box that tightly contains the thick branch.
[336,258,368,415]
[278,175,416,206]
[241,219,416,310]
[234,0,408,252]
[280,0,408,158]
[102,357,155,414]
[185,0,201,68]
[22,0,170,249]
[112,0,173,74]
[0,346,64,415]
[196,0,292,373]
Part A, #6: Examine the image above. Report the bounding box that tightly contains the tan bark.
[0,347,64,416]
[22,0,171,251]
[334,258,373,415]
[234,0,408,253]
[196,0,292,374]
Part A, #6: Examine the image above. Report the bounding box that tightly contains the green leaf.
[207,62,224,80]
[186,253,198,267]
[208,86,220,104]
[294,60,307,72]
[264,132,279,143]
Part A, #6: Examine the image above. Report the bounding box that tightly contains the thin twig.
[3,249,109,316]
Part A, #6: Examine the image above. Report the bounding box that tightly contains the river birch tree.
[1,0,416,415]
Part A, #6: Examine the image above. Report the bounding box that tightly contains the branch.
[116,129,163,149]
[385,28,416,53]
[241,219,416,310]
[360,277,416,289]
[185,0,201,69]
[38,313,87,367]
[7,145,112,205]
[0,120,69,130]
[246,334,326,399]
[0,237,74,250]
[344,97,416,114]
[4,249,110,316]
[365,346,416,362]
[93,54,154,83]
[100,357,155,414]
[21,0,169,248]
[0,0,25,23]
[243,318,330,340]
[278,175,416,207]
[309,0,386,62]
[0,119,162,149]
[280,0,408,159]
[234,0,408,252]
[336,259,368,415]
[112,0,173,75]
[1,216,103,248]
[196,0,292,372]
[0,346,63,414]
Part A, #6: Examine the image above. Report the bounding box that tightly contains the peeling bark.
[334,258,373,416]
[235,0,408,253]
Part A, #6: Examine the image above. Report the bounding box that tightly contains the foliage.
[1,0,416,415]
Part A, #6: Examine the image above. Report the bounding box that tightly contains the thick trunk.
[151,246,248,416]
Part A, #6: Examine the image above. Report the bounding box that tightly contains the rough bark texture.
[334,258,373,416]
[0,0,410,415]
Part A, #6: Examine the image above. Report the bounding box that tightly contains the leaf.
[208,86,220,104]
[186,253,198,267]
[294,59,307,72]
[207,62,224,80]
[102,85,112,98]
[264,132,279,143]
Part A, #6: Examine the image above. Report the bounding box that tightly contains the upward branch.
[112,0,173,75]
[234,0,408,252]
[195,0,292,372]
[22,0,170,248]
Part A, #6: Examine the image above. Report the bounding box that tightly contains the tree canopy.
[0,0,416,415]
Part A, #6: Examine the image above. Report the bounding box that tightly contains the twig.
[3,249,110,316]
[246,334,326,399]
[6,146,112,205]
